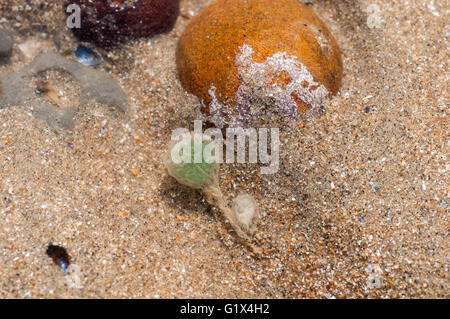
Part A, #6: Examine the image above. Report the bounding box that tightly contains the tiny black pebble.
[46,244,71,274]
[364,106,371,113]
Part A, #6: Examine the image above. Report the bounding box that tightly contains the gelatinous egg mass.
[166,133,218,190]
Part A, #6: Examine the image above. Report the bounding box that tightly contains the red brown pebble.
[64,0,180,48]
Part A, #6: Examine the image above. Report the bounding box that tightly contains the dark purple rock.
[64,0,180,48]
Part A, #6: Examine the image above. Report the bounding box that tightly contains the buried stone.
[0,52,127,130]
[0,28,13,60]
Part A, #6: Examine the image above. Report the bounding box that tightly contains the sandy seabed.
[0,0,448,298]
